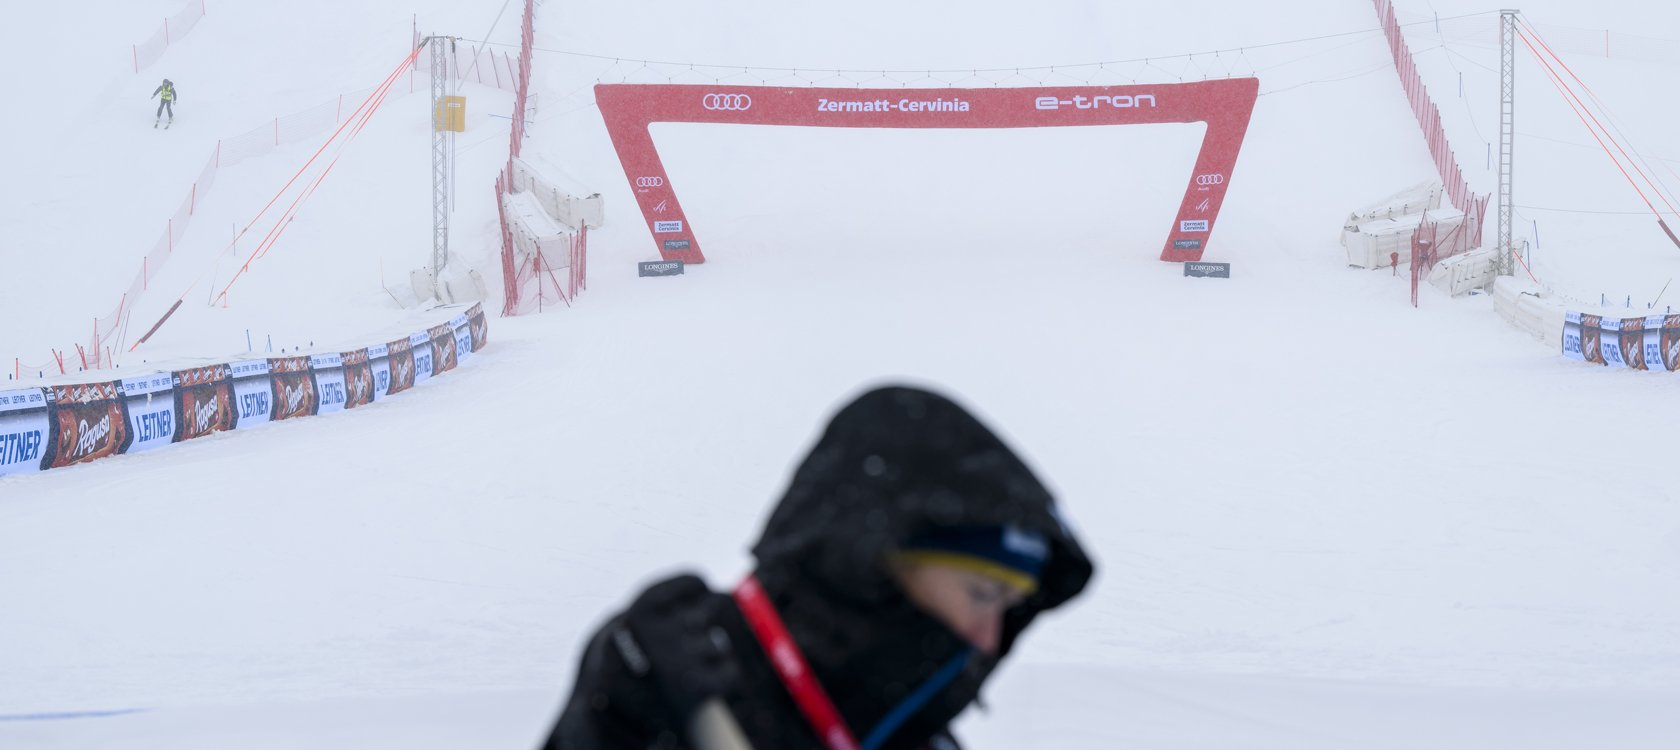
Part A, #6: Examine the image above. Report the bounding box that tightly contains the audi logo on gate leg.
[636,176,665,188]
[1196,174,1225,186]
[703,93,753,111]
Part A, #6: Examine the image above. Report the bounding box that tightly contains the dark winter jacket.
[544,385,1095,750]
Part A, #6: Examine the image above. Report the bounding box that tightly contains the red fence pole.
[164,18,170,46]
[133,46,139,74]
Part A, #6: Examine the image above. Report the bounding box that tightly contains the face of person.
[891,560,1029,655]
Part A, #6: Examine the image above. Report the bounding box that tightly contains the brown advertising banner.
[1662,314,1680,372]
[1619,317,1648,370]
[267,356,319,421]
[173,364,236,442]
[385,336,416,396]
[44,381,131,470]
[1580,314,1604,365]
[467,302,488,352]
[341,348,375,409]
[429,324,458,377]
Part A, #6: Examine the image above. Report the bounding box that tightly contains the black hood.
[746,386,1094,744]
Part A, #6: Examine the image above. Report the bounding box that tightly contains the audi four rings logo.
[703,93,753,111]
[1196,174,1225,186]
[636,176,664,188]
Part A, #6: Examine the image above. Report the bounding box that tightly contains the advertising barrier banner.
[2,307,485,478]
[452,320,474,364]
[1562,311,1585,361]
[341,348,376,409]
[120,371,178,453]
[0,388,50,477]
[44,382,131,470]
[410,332,436,384]
[429,324,459,377]
[309,353,348,416]
[268,356,319,421]
[1663,315,1680,372]
[229,359,275,428]
[366,343,393,401]
[468,304,488,352]
[173,364,236,442]
[1619,317,1648,370]
[1598,317,1626,368]
[596,80,1260,264]
[1581,314,1604,365]
[387,337,418,395]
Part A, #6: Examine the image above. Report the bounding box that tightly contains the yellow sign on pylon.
[435,95,466,132]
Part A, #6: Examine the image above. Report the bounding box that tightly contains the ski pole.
[689,699,754,750]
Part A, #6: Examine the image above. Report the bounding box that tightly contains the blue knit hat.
[894,524,1049,594]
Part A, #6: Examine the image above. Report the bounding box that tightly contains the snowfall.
[2,0,1678,748]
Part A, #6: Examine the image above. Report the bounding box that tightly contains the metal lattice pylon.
[1497,10,1518,275]
[430,36,450,299]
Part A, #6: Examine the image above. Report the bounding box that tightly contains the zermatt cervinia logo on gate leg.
[595,80,1259,265]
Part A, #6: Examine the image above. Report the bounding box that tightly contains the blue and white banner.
[1562,311,1584,361]
[1599,318,1626,368]
[0,387,50,477]
[309,353,348,416]
[409,331,435,384]
[366,343,392,401]
[229,359,275,429]
[119,371,177,453]
[1644,315,1667,372]
[453,320,473,363]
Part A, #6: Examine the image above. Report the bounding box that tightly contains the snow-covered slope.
[2,1,1676,748]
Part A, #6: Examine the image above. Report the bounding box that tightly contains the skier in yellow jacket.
[151,79,177,127]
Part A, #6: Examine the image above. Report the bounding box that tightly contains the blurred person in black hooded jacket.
[542,384,1095,750]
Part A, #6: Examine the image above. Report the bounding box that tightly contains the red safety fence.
[1374,0,1491,307]
[1410,193,1489,307]
[495,0,587,317]
[134,0,207,74]
[1374,0,1489,217]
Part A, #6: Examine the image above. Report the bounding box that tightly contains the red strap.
[733,575,860,750]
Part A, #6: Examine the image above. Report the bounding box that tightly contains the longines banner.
[173,364,236,442]
[308,353,348,416]
[449,314,474,365]
[44,381,131,470]
[596,80,1260,264]
[366,343,394,401]
[0,387,49,476]
[120,370,178,453]
[341,348,376,410]
[268,356,319,422]
[229,359,275,429]
[409,331,436,384]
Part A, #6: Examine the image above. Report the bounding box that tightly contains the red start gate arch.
[595,79,1258,264]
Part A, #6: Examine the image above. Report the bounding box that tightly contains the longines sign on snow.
[1183,262,1231,278]
[595,80,1260,265]
[639,260,685,277]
